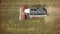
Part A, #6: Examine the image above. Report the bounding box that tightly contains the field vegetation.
[0,0,60,34]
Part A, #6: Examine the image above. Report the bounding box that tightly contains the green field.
[0,0,60,34]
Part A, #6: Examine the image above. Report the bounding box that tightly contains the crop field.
[0,0,60,34]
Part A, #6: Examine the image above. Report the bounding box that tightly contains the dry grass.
[0,0,60,34]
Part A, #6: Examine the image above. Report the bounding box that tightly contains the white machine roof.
[24,9,30,13]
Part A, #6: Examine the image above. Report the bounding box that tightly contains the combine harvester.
[19,5,47,21]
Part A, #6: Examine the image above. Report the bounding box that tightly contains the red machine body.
[19,5,26,21]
